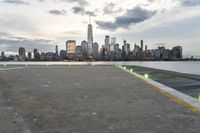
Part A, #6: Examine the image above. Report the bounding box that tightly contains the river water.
[1,61,200,76]
[118,61,200,75]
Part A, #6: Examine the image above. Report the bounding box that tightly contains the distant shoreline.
[1,59,200,62]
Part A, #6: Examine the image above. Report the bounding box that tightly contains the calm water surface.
[118,61,200,76]
[1,61,200,76]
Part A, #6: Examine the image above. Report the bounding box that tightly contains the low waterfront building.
[60,50,67,60]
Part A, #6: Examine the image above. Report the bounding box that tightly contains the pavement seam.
[116,65,200,115]
[0,67,26,71]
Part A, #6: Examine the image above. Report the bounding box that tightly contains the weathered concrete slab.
[0,66,200,133]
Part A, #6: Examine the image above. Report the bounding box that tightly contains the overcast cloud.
[48,9,67,15]
[96,6,156,30]
[0,0,200,56]
[3,0,29,5]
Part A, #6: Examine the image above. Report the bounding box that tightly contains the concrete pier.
[0,65,200,133]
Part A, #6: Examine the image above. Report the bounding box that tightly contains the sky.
[0,0,200,57]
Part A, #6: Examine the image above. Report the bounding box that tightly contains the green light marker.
[130,69,133,72]
[144,74,149,79]
[198,94,200,101]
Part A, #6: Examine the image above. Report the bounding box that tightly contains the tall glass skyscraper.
[87,22,93,56]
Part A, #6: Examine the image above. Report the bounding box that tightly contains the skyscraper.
[1,52,5,58]
[141,40,144,52]
[110,37,116,52]
[34,49,39,61]
[87,20,93,56]
[105,35,110,52]
[0,52,5,61]
[81,40,88,57]
[18,47,26,61]
[145,45,147,51]
[111,37,116,45]
[55,45,58,56]
[92,42,99,58]
[28,52,32,60]
[105,35,110,46]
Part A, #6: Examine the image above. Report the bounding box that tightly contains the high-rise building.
[75,46,83,60]
[110,37,116,52]
[66,40,76,59]
[111,37,116,45]
[171,46,183,60]
[34,49,39,61]
[92,42,99,58]
[1,52,5,58]
[18,47,26,61]
[81,40,88,57]
[123,40,126,45]
[114,43,120,60]
[141,40,144,52]
[123,40,130,56]
[55,45,58,56]
[134,44,140,53]
[100,45,106,60]
[153,49,161,60]
[1,51,5,57]
[145,45,147,51]
[105,35,110,52]
[87,21,93,56]
[0,52,5,61]
[28,52,32,60]
[105,35,110,46]
[75,46,83,55]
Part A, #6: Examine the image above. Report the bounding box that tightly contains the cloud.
[0,14,36,33]
[58,0,88,6]
[2,0,29,5]
[0,35,55,53]
[85,11,96,16]
[72,6,96,16]
[72,6,85,15]
[48,9,67,15]
[103,2,122,15]
[181,0,200,6]
[96,6,157,31]
[0,32,10,37]
[37,0,89,6]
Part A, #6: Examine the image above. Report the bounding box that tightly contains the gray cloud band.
[72,6,96,16]
[48,9,67,15]
[96,6,156,31]
[181,0,200,6]
[0,35,55,53]
[3,0,29,5]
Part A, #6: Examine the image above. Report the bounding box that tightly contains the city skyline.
[0,0,200,57]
